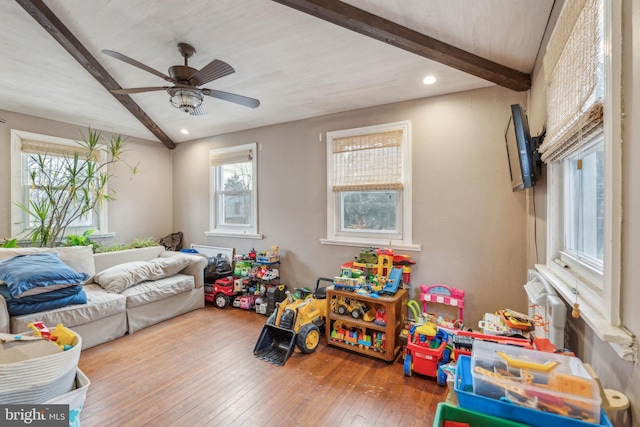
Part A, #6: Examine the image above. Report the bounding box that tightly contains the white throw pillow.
[94,255,192,293]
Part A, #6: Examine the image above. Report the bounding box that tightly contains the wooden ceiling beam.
[272,0,531,92]
[15,0,176,149]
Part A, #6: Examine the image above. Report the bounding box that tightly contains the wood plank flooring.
[78,305,448,427]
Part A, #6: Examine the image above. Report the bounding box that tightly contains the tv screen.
[505,104,536,191]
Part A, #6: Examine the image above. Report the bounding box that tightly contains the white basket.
[0,328,82,404]
[45,368,90,427]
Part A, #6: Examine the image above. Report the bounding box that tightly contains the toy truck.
[204,276,239,308]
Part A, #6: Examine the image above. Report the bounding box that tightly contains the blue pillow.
[0,253,90,298]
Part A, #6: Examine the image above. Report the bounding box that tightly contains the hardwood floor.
[78,305,448,427]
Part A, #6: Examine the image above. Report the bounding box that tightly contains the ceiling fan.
[102,43,260,115]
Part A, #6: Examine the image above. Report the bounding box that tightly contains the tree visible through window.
[209,143,258,237]
[324,121,415,249]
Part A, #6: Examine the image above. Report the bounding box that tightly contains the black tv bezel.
[505,104,537,191]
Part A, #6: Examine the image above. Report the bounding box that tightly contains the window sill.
[320,238,421,252]
[535,263,636,362]
[205,231,263,240]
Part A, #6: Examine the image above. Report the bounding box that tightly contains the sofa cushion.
[0,246,95,278]
[94,255,193,294]
[55,246,96,277]
[121,274,194,308]
[0,253,90,298]
[10,284,126,331]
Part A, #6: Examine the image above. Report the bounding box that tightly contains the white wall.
[173,85,530,326]
[0,109,174,246]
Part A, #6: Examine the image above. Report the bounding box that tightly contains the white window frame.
[10,130,112,242]
[321,121,420,251]
[536,0,635,361]
[206,142,260,239]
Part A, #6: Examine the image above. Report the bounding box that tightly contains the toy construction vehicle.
[331,296,368,320]
[253,278,332,366]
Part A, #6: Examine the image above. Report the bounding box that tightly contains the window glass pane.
[221,162,252,191]
[565,142,604,262]
[216,161,253,227]
[220,192,251,225]
[23,153,98,229]
[341,191,397,232]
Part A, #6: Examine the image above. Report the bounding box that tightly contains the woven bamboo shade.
[210,148,253,166]
[331,129,403,191]
[539,0,602,162]
[21,139,93,159]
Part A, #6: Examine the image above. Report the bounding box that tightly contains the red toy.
[28,321,52,339]
[205,277,239,308]
[374,306,387,326]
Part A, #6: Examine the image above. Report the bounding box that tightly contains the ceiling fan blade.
[190,105,206,116]
[102,50,172,82]
[202,89,260,109]
[189,59,235,86]
[111,87,168,95]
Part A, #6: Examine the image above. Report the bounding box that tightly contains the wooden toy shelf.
[326,286,408,362]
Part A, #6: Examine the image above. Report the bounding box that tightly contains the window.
[10,130,109,240]
[562,137,604,272]
[536,0,634,360]
[322,121,418,250]
[207,143,259,238]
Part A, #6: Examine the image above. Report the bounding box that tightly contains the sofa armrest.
[161,251,208,289]
[0,294,10,333]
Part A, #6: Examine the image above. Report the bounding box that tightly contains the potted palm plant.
[15,128,137,248]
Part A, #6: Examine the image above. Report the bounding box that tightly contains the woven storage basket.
[0,327,82,404]
[45,368,90,427]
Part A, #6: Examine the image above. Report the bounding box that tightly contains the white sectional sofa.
[0,245,207,349]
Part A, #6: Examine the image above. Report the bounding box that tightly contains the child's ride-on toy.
[253,278,332,366]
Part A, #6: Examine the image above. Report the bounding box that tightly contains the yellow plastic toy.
[52,323,76,348]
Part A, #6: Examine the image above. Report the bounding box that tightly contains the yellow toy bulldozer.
[253,278,332,366]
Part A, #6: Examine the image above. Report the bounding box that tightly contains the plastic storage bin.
[455,355,612,427]
[471,340,600,422]
[433,402,530,427]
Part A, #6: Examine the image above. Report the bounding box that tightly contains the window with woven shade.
[11,132,108,238]
[535,0,633,359]
[323,121,418,250]
[208,143,260,238]
[539,0,603,163]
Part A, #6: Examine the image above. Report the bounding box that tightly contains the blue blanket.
[0,285,87,316]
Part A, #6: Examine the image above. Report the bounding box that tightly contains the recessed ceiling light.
[180,129,189,135]
[423,75,437,85]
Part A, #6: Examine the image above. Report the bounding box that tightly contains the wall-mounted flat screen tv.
[505,104,537,191]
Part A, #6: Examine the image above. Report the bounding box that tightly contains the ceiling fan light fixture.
[168,87,203,113]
